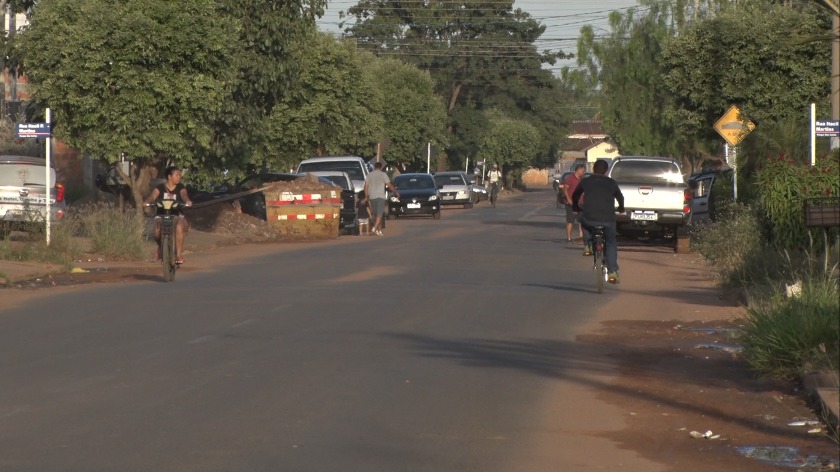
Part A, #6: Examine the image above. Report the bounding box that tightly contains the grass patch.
[0,214,83,266]
[77,203,146,260]
[739,273,839,383]
[0,203,147,265]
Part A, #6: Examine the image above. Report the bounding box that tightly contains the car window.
[395,176,434,190]
[610,161,683,185]
[318,175,350,190]
[298,162,364,180]
[692,177,713,198]
[0,163,56,187]
[436,174,465,185]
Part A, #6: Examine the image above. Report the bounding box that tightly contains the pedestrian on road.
[356,190,371,236]
[563,164,586,243]
[364,162,399,236]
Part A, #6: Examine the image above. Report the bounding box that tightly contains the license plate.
[407,203,421,209]
[631,212,658,221]
[442,196,454,200]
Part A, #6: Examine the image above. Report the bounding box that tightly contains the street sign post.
[15,115,53,244]
[713,105,755,147]
[815,120,840,137]
[714,106,755,202]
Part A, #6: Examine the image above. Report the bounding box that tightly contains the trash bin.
[264,182,341,239]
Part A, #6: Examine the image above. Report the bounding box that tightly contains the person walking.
[364,162,399,236]
[563,164,586,243]
[356,190,372,236]
[572,159,624,284]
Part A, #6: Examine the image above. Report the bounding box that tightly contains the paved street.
[0,189,659,471]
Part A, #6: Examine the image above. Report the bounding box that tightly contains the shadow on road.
[380,331,808,441]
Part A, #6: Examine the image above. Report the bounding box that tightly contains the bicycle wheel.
[594,248,605,294]
[161,234,176,282]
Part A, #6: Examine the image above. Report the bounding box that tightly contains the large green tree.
[210,0,327,173]
[265,34,383,171]
[662,2,832,170]
[478,111,540,173]
[17,0,237,210]
[571,5,683,160]
[365,56,448,171]
[343,0,570,170]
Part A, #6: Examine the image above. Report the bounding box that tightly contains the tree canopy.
[17,0,238,207]
[343,0,571,170]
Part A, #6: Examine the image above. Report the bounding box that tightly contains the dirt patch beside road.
[576,246,839,471]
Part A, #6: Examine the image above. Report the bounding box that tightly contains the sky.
[315,0,641,72]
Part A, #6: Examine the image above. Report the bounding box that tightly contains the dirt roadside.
[1,223,838,470]
[576,244,839,471]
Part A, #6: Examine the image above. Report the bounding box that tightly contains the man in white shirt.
[364,162,400,235]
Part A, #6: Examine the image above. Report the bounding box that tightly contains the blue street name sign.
[815,120,840,137]
[16,122,52,138]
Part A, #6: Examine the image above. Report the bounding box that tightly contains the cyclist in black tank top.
[143,166,193,263]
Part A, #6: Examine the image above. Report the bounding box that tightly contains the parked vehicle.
[296,156,369,197]
[389,173,441,219]
[433,171,473,208]
[607,156,692,252]
[0,155,66,234]
[299,171,357,233]
[466,173,487,202]
[687,169,731,225]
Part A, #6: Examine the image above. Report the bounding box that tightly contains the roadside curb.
[803,370,840,430]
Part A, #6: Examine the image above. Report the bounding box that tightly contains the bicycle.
[148,200,184,282]
[489,182,499,208]
[591,225,608,293]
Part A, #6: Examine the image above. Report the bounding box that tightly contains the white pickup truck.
[607,156,692,252]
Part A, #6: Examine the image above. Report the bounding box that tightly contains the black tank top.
[155,183,186,214]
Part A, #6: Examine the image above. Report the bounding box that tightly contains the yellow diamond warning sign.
[714,105,755,147]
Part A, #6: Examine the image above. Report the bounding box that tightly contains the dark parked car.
[192,173,335,221]
[389,173,441,219]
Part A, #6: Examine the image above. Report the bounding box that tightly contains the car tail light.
[56,183,65,202]
[683,188,692,214]
[56,210,65,219]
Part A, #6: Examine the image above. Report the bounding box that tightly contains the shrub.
[739,274,840,383]
[756,154,840,250]
[692,201,765,282]
[78,203,146,260]
[0,214,83,265]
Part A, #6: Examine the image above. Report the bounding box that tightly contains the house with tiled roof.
[557,120,618,171]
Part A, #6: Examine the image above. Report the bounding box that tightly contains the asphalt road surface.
[0,189,650,471]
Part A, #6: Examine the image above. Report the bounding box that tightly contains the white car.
[433,171,473,209]
[296,156,369,198]
[0,155,66,233]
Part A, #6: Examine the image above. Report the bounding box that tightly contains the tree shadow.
[380,331,808,440]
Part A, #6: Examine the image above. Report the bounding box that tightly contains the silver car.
[434,171,473,208]
[0,155,66,233]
